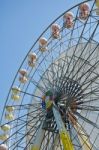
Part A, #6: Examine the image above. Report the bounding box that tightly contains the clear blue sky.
[0,0,82,115]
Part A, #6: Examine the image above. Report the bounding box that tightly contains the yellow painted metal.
[60,130,74,150]
[46,100,52,109]
[52,105,74,150]
[31,145,39,150]
[74,123,93,150]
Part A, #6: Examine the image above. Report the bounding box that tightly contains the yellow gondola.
[6,106,15,112]
[96,0,99,7]
[11,87,21,101]
[0,134,9,141]
[11,94,20,101]
[12,87,20,94]
[5,113,14,121]
[1,124,10,132]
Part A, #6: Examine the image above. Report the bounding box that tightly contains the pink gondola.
[79,3,90,20]
[63,12,74,28]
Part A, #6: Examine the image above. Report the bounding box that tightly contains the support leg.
[52,105,74,150]
[31,122,45,150]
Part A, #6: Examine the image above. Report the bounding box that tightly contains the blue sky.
[0,0,82,116]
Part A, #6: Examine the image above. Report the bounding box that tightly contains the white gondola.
[39,37,48,52]
[63,12,74,28]
[28,52,37,67]
[19,69,28,83]
[51,24,60,39]
[79,3,90,20]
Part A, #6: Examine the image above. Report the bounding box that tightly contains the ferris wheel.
[0,0,99,149]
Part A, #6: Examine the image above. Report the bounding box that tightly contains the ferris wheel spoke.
[36,68,52,90]
[24,124,42,150]
[79,57,99,85]
[8,103,41,110]
[41,76,54,89]
[61,29,89,88]
[45,52,60,91]
[39,131,51,150]
[9,118,43,140]
[9,118,42,150]
[71,119,92,140]
[73,123,93,150]
[60,8,96,90]
[11,113,44,149]
[83,87,99,98]
[1,115,40,147]
[71,44,99,82]
[42,131,55,150]
[57,30,79,90]
[41,64,61,90]
[1,107,42,127]
[80,69,99,88]
[67,22,99,81]
[10,113,42,130]
[82,76,99,94]
[59,27,80,89]
[75,111,99,130]
[50,134,59,150]
[19,89,42,99]
[78,98,99,105]
[77,105,99,111]
[51,61,64,90]
[82,34,98,44]
[30,78,46,93]
[78,64,99,89]
[56,58,69,91]
[38,61,59,89]
[26,123,45,150]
